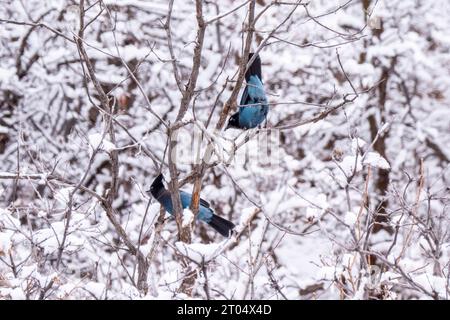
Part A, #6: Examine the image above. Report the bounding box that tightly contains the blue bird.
[226,53,269,130]
[148,174,235,237]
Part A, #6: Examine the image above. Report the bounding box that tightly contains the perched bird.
[148,174,235,237]
[226,53,269,130]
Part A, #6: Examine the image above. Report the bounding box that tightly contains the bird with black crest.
[226,53,269,130]
[148,174,235,237]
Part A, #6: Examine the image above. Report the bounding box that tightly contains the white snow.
[0,231,12,254]
[238,207,258,228]
[340,155,363,177]
[182,208,194,228]
[88,133,116,152]
[344,211,358,226]
[306,207,319,220]
[85,282,106,298]
[351,138,367,154]
[414,274,447,298]
[363,152,391,170]
[54,187,74,206]
[0,67,15,83]
[0,0,448,301]
[175,241,224,264]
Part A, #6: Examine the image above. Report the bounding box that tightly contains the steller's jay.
[226,53,269,130]
[148,174,235,237]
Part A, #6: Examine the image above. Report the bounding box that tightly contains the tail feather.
[245,53,262,82]
[208,214,235,237]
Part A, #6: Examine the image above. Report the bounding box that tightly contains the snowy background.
[0,0,449,299]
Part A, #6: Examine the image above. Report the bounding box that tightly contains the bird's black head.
[225,113,240,130]
[148,173,165,198]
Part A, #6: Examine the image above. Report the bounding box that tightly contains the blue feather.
[149,174,235,236]
[238,75,269,129]
[226,54,269,130]
[156,191,214,223]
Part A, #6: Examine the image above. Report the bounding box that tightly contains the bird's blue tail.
[245,53,262,82]
[208,214,235,237]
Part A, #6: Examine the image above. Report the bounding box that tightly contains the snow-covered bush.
[0,0,448,300]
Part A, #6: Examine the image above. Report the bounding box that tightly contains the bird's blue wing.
[246,75,267,102]
[179,191,213,222]
[240,86,250,107]
[180,191,211,208]
[239,76,267,109]
[180,191,192,208]
[237,75,268,128]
